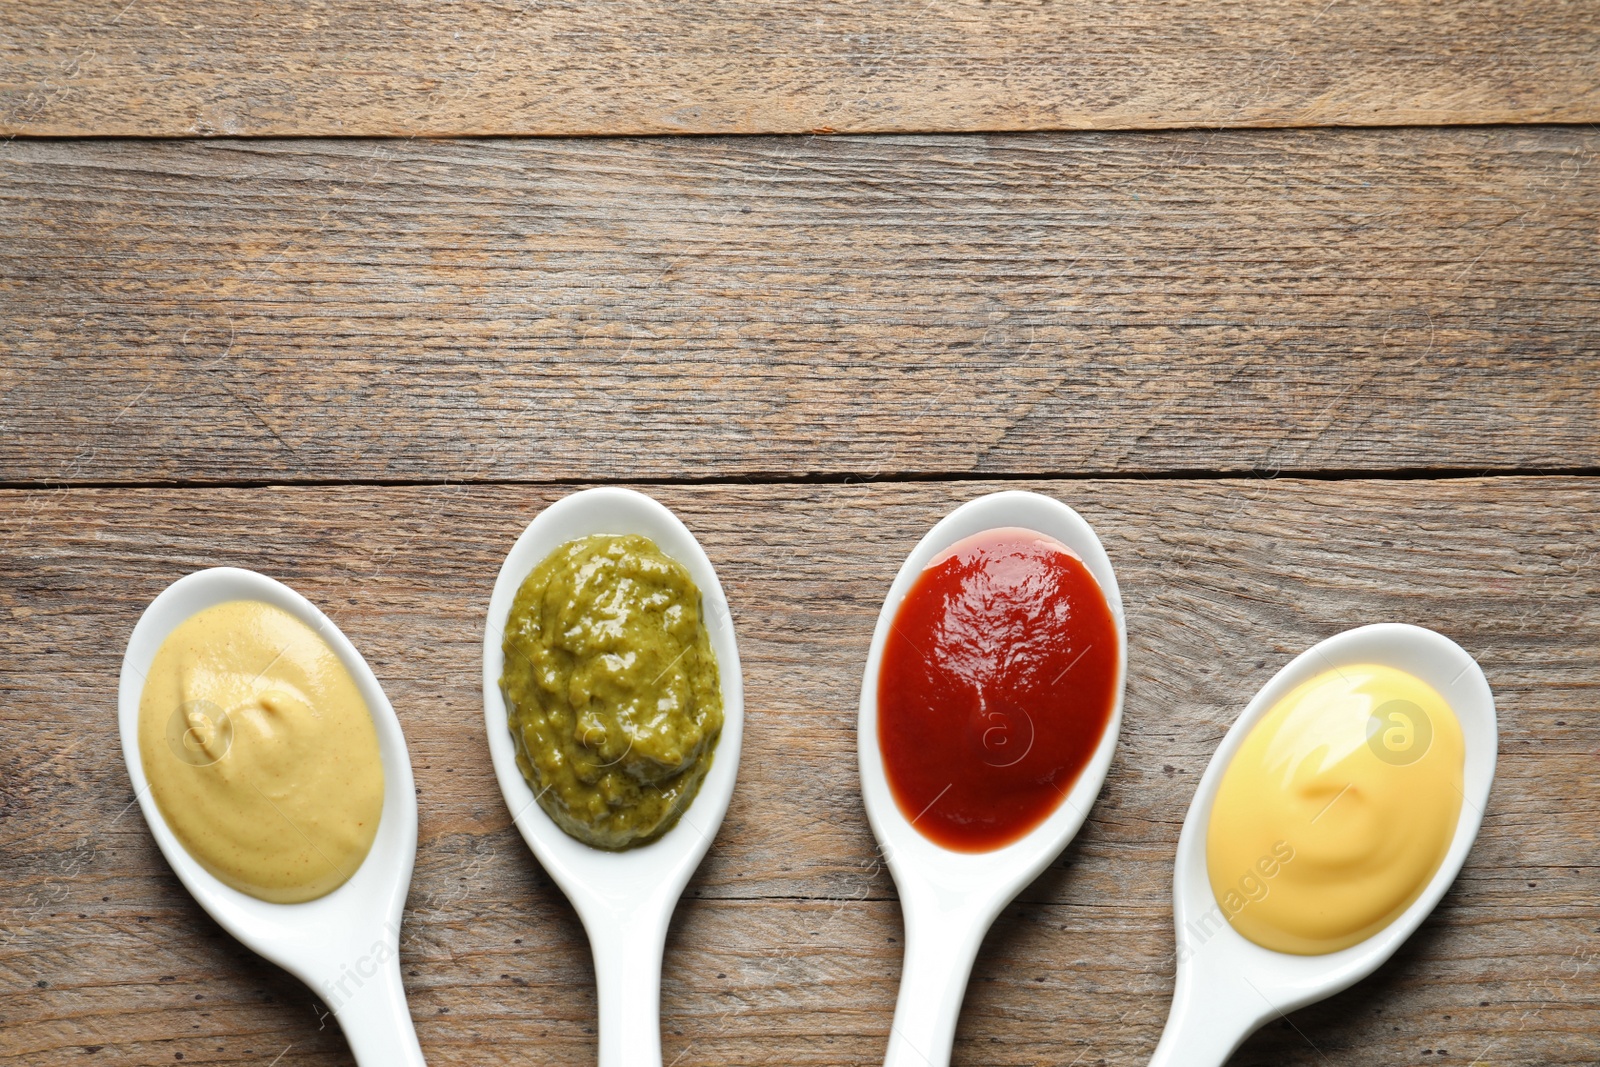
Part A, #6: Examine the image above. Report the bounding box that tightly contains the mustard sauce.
[138,600,384,904]
[1206,664,1464,955]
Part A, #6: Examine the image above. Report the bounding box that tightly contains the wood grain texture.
[3,127,1598,486]
[3,0,1599,137]
[2,477,1596,1064]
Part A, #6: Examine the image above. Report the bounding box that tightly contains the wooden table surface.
[2,3,1597,1065]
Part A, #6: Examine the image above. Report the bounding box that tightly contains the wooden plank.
[2,0,1598,137]
[2,476,1596,1063]
[3,127,1598,486]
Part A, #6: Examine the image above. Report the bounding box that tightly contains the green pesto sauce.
[501,534,723,850]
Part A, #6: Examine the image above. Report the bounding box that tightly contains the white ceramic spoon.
[482,487,745,1067]
[118,567,424,1066]
[1150,623,1497,1066]
[857,490,1128,1067]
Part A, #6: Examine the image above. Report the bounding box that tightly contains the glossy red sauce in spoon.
[877,527,1120,853]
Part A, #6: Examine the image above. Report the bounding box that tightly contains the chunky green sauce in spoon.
[501,533,723,851]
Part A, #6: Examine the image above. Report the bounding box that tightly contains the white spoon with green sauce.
[119,567,424,1066]
[858,490,1127,1067]
[482,487,745,1067]
[1150,623,1497,1065]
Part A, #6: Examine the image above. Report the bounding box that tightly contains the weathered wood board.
[3,0,1599,137]
[2,477,1595,1064]
[3,128,1597,486]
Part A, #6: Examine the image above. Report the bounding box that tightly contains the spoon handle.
[589,908,670,1067]
[326,953,426,1067]
[1147,963,1270,1067]
[883,908,988,1067]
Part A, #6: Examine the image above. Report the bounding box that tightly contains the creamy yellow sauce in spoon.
[138,600,384,904]
[1207,663,1464,955]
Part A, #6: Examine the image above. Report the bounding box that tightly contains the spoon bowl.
[482,487,744,1067]
[857,490,1127,1067]
[118,567,423,1066]
[1150,623,1497,1066]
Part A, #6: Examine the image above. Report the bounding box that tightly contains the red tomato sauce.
[877,527,1120,853]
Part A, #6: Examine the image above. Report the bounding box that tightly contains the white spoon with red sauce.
[858,490,1127,1067]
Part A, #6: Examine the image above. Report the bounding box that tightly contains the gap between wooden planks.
[1,477,1595,1064]
[2,0,1598,136]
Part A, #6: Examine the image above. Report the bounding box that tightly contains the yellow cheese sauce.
[1206,664,1464,955]
[138,600,385,904]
